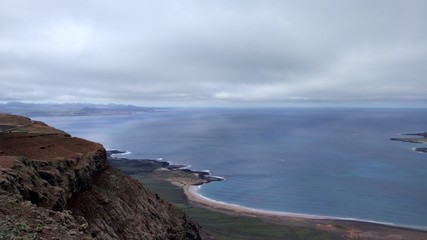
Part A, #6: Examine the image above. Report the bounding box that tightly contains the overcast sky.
[1,0,426,107]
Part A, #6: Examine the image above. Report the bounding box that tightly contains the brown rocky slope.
[0,114,204,239]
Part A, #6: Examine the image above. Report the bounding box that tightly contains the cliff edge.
[0,114,203,239]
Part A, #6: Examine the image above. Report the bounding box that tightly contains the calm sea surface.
[36,108,427,229]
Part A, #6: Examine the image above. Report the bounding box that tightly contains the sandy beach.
[183,185,427,240]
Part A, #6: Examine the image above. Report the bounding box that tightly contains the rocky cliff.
[0,114,203,239]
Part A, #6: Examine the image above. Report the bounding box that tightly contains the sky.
[0,0,426,107]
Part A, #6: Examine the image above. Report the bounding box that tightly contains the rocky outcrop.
[0,114,203,239]
[0,152,106,211]
[1,191,92,239]
[69,166,201,239]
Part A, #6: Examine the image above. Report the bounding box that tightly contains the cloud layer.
[1,0,426,107]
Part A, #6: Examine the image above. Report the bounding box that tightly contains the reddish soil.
[0,114,102,165]
[0,114,204,239]
[0,156,16,169]
[0,133,102,162]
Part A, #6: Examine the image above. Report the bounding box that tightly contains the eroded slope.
[0,114,203,239]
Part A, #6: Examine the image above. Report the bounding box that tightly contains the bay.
[36,108,427,229]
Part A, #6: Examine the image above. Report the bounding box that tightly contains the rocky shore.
[390,132,427,153]
[0,114,205,239]
[390,132,427,144]
[107,150,224,184]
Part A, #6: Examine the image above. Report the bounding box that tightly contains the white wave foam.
[178,165,192,169]
[413,147,427,154]
[209,175,226,181]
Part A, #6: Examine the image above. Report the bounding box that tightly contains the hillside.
[0,114,205,239]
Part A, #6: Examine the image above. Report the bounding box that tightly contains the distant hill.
[0,102,158,117]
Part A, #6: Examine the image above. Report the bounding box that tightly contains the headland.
[0,114,204,239]
[391,132,427,153]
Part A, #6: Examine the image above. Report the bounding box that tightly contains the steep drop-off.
[0,114,203,239]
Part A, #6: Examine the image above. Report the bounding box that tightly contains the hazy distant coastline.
[0,102,158,117]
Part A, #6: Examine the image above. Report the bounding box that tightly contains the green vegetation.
[132,173,343,240]
[132,174,188,204]
[0,216,37,240]
[183,206,340,240]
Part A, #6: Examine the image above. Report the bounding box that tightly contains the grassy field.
[132,173,343,240]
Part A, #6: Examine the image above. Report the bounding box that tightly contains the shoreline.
[106,149,225,183]
[183,185,427,239]
[185,185,337,220]
[107,149,427,239]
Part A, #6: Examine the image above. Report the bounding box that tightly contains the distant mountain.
[0,102,158,117]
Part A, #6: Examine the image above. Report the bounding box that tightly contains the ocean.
[36,108,427,229]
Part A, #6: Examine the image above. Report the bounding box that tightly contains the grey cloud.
[0,0,426,107]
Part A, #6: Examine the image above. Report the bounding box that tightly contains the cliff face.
[69,166,200,239]
[0,114,202,239]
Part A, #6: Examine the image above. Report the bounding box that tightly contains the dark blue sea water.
[36,108,427,229]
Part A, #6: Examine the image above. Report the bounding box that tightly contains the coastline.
[107,149,427,239]
[184,185,332,220]
[183,185,427,239]
[391,131,427,144]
